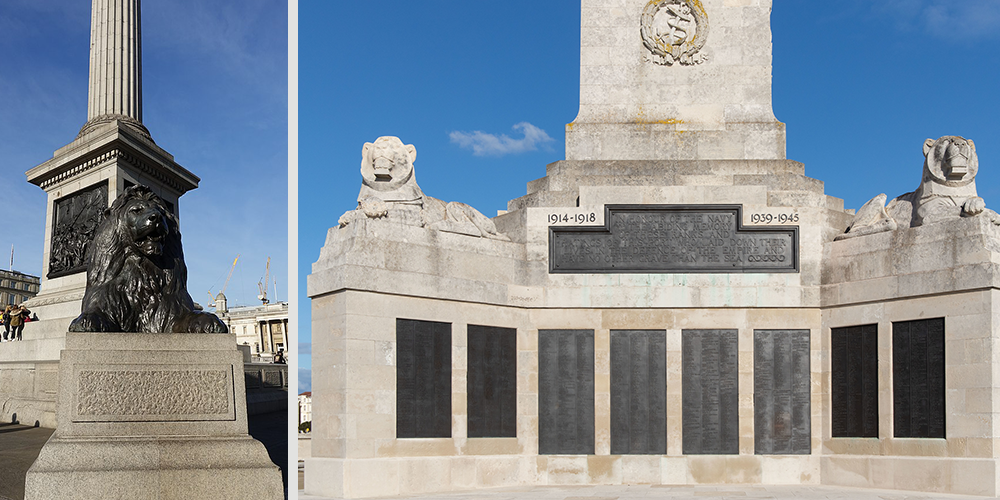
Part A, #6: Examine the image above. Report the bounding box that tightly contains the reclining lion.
[837,136,1000,240]
[338,136,509,240]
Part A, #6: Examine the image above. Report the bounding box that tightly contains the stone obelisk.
[5,0,202,427]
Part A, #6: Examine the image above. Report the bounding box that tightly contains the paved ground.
[0,423,53,500]
[298,484,996,500]
[248,409,290,499]
[0,410,287,500]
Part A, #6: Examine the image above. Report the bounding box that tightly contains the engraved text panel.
[550,205,797,273]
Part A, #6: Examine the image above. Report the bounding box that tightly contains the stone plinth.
[566,0,785,161]
[24,332,282,500]
[819,216,1000,497]
[26,121,199,312]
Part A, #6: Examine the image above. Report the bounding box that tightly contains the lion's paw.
[186,313,229,334]
[338,210,354,227]
[69,312,119,332]
[964,197,986,216]
[360,197,389,219]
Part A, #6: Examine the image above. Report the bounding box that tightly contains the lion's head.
[923,135,978,187]
[70,185,227,333]
[86,185,183,286]
[361,136,417,193]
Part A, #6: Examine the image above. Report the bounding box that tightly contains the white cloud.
[876,0,1000,41]
[298,367,312,394]
[450,122,554,157]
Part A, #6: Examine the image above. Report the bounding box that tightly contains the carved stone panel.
[396,318,452,438]
[467,324,517,438]
[682,329,738,454]
[831,324,878,438]
[754,330,811,454]
[611,330,667,454]
[72,365,234,422]
[550,205,798,274]
[893,318,945,438]
[49,181,108,278]
[538,329,595,455]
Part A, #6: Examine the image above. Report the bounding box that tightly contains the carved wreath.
[640,0,709,66]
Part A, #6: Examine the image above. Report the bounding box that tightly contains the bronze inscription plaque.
[549,205,798,273]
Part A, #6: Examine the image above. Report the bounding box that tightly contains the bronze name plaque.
[549,205,798,273]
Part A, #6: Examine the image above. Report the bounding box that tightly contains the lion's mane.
[69,185,228,333]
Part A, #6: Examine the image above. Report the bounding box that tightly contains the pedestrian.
[1,305,10,342]
[9,304,29,341]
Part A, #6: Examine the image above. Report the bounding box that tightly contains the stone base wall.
[308,455,821,498]
[307,289,825,498]
[0,356,60,428]
[565,122,786,162]
[821,456,999,496]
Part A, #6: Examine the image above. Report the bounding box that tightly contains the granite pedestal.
[24,332,282,500]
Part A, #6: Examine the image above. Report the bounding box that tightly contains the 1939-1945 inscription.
[549,205,798,273]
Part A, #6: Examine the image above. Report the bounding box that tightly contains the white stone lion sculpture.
[338,136,509,240]
[837,136,1000,240]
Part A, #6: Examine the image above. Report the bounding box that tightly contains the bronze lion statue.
[69,185,228,333]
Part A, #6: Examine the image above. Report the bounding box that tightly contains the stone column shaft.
[87,0,142,123]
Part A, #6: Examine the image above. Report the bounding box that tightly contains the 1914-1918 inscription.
[550,205,798,273]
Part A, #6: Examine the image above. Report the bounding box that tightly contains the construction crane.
[208,254,239,307]
[257,257,271,305]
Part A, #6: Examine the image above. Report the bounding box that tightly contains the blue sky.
[1,1,288,310]
[298,0,1000,393]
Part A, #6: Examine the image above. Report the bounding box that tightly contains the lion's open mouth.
[134,219,167,256]
[137,233,165,256]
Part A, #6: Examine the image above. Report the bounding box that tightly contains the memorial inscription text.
[550,205,797,273]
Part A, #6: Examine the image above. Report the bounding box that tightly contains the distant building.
[214,294,288,362]
[298,391,312,426]
[0,270,40,306]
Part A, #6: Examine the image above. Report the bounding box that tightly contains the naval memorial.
[307,0,1000,497]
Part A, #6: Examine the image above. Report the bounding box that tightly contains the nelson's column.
[1,0,201,427]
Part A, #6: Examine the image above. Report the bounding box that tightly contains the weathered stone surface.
[25,438,282,500]
[568,0,784,161]
[75,368,231,420]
